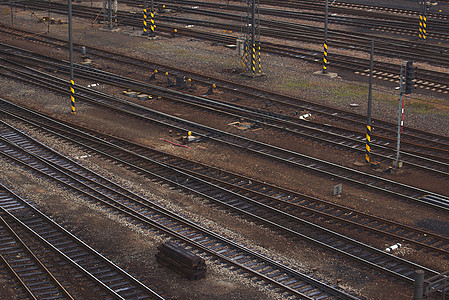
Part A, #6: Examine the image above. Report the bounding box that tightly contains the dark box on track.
[156,242,206,280]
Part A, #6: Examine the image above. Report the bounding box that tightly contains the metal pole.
[422,0,427,40]
[365,41,374,164]
[113,0,117,28]
[108,0,112,29]
[143,0,147,35]
[149,0,155,37]
[90,0,93,27]
[48,0,50,33]
[413,270,425,300]
[322,0,328,74]
[394,62,406,168]
[251,0,256,75]
[68,0,75,114]
[10,0,13,27]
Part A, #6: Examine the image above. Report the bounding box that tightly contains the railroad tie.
[155,242,206,280]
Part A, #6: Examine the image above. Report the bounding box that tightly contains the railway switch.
[176,76,187,89]
[150,69,158,81]
[205,84,216,95]
[333,184,342,196]
[182,131,197,143]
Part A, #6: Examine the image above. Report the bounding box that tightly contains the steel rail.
[0,113,441,288]
[154,7,449,67]
[1,60,448,210]
[156,1,449,42]
[0,121,357,300]
[0,215,74,299]
[5,43,445,176]
[3,102,449,261]
[0,105,444,286]
[0,181,164,299]
[11,1,449,93]
[0,32,448,153]
[0,254,37,300]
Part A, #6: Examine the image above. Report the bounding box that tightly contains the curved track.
[0,102,445,290]
[1,49,448,210]
[0,118,360,299]
[9,0,449,93]
[0,183,164,299]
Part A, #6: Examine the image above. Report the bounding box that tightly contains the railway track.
[9,0,449,94]
[0,183,164,299]
[1,52,449,210]
[2,28,449,157]
[3,99,449,258]
[261,0,449,22]
[1,101,448,292]
[0,119,361,299]
[1,27,448,154]
[153,8,449,69]
[157,0,449,44]
[2,40,448,179]
[119,0,449,40]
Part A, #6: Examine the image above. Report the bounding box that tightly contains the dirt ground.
[1,2,448,299]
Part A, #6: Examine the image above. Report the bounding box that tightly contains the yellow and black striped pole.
[419,0,427,40]
[419,14,427,40]
[257,41,261,73]
[251,43,256,75]
[242,43,248,68]
[365,41,374,164]
[365,125,371,163]
[419,14,423,39]
[323,0,328,74]
[323,41,328,74]
[150,10,155,37]
[70,79,75,114]
[68,0,75,114]
[143,8,148,35]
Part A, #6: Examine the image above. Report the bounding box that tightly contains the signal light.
[404,61,415,95]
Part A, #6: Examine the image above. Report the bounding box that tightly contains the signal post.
[394,61,415,168]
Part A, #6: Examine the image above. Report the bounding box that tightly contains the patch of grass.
[272,78,315,93]
[407,101,436,114]
[329,84,367,103]
[285,79,313,89]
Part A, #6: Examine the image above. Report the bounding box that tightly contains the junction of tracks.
[1,0,449,299]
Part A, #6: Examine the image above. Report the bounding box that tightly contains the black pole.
[365,41,374,163]
[108,0,112,29]
[150,0,155,37]
[251,0,256,75]
[323,0,328,74]
[68,0,75,114]
[413,270,425,300]
[90,0,93,27]
[10,0,13,27]
[143,0,147,35]
[48,0,50,33]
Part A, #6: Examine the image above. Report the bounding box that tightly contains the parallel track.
[2,41,448,178]
[1,54,449,210]
[0,104,445,290]
[0,183,164,299]
[3,100,449,262]
[1,29,448,153]
[9,0,449,93]
[0,119,360,299]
